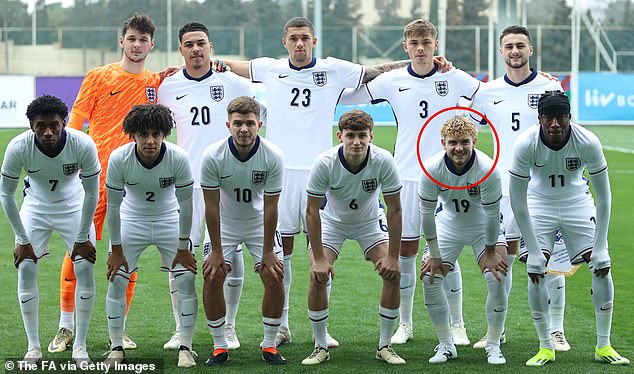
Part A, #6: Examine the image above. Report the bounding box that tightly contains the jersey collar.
[183,65,214,82]
[228,135,260,163]
[338,145,370,175]
[289,57,317,71]
[34,129,67,158]
[407,63,438,79]
[504,68,537,87]
[135,142,166,169]
[539,124,572,151]
[444,150,476,176]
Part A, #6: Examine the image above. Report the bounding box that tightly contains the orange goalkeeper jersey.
[69,62,161,158]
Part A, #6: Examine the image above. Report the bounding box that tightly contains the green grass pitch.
[0,125,632,373]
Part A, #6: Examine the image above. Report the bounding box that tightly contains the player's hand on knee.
[107,244,129,282]
[480,249,508,282]
[425,258,447,283]
[71,240,97,264]
[261,251,284,282]
[594,267,610,278]
[528,272,545,284]
[203,251,227,281]
[172,250,197,274]
[375,256,399,281]
[526,252,547,280]
[13,243,37,268]
[310,259,333,284]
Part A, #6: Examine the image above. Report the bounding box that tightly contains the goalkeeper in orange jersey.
[48,13,163,353]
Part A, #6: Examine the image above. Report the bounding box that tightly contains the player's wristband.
[178,238,191,251]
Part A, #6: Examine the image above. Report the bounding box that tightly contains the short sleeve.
[509,134,532,179]
[105,150,124,191]
[455,69,481,101]
[379,152,402,196]
[306,157,330,198]
[249,57,276,83]
[264,149,284,196]
[480,168,503,206]
[175,150,194,188]
[585,133,608,175]
[326,57,364,90]
[366,73,390,102]
[1,137,24,179]
[418,171,439,206]
[71,69,99,119]
[79,136,101,179]
[200,147,220,190]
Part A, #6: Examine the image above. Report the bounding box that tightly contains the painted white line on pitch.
[603,146,634,154]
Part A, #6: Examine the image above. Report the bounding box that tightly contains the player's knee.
[73,260,94,282]
[18,259,38,279]
[174,272,196,295]
[204,273,225,289]
[531,310,545,320]
[107,276,128,299]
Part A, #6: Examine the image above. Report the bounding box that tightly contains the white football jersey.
[419,149,502,229]
[249,57,364,170]
[158,69,253,187]
[365,65,480,181]
[306,143,401,224]
[106,141,194,220]
[471,70,563,194]
[200,136,284,220]
[1,128,100,214]
[509,122,606,200]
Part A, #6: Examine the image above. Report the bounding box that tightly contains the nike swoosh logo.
[330,186,344,190]
[126,182,140,186]
[493,307,505,312]
[227,283,241,287]
[176,94,188,100]
[21,297,36,304]
[220,175,232,179]
[494,99,505,105]
[600,306,612,311]
[110,91,122,96]
[64,278,75,282]
[170,290,178,294]
[181,312,195,317]
[107,316,120,320]
[80,295,94,300]
[278,74,289,78]
[400,285,413,290]
[27,169,41,173]
[398,87,410,92]
[439,187,448,192]
[556,285,565,289]
[450,288,461,292]
[534,163,547,167]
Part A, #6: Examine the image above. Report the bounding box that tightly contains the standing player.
[510,91,629,366]
[0,95,100,365]
[158,21,253,351]
[200,96,287,366]
[103,104,197,368]
[302,110,404,366]
[419,116,508,365]
[49,14,162,352]
[470,25,568,350]
[223,17,407,347]
[339,19,480,346]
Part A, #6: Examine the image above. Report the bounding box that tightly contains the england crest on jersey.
[63,163,78,176]
[467,185,480,197]
[210,85,224,102]
[159,177,175,188]
[435,81,448,96]
[362,178,378,193]
[313,71,327,87]
[146,87,157,103]
[527,94,540,109]
[252,170,268,184]
[566,157,581,171]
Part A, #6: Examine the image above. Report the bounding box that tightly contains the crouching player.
[419,116,508,365]
[302,109,405,365]
[103,104,198,368]
[510,91,629,366]
[200,96,287,366]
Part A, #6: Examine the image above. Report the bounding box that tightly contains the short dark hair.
[122,14,156,39]
[178,22,210,43]
[538,90,570,115]
[338,109,374,132]
[26,95,68,122]
[283,17,314,36]
[227,96,260,119]
[499,25,531,45]
[122,104,174,137]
